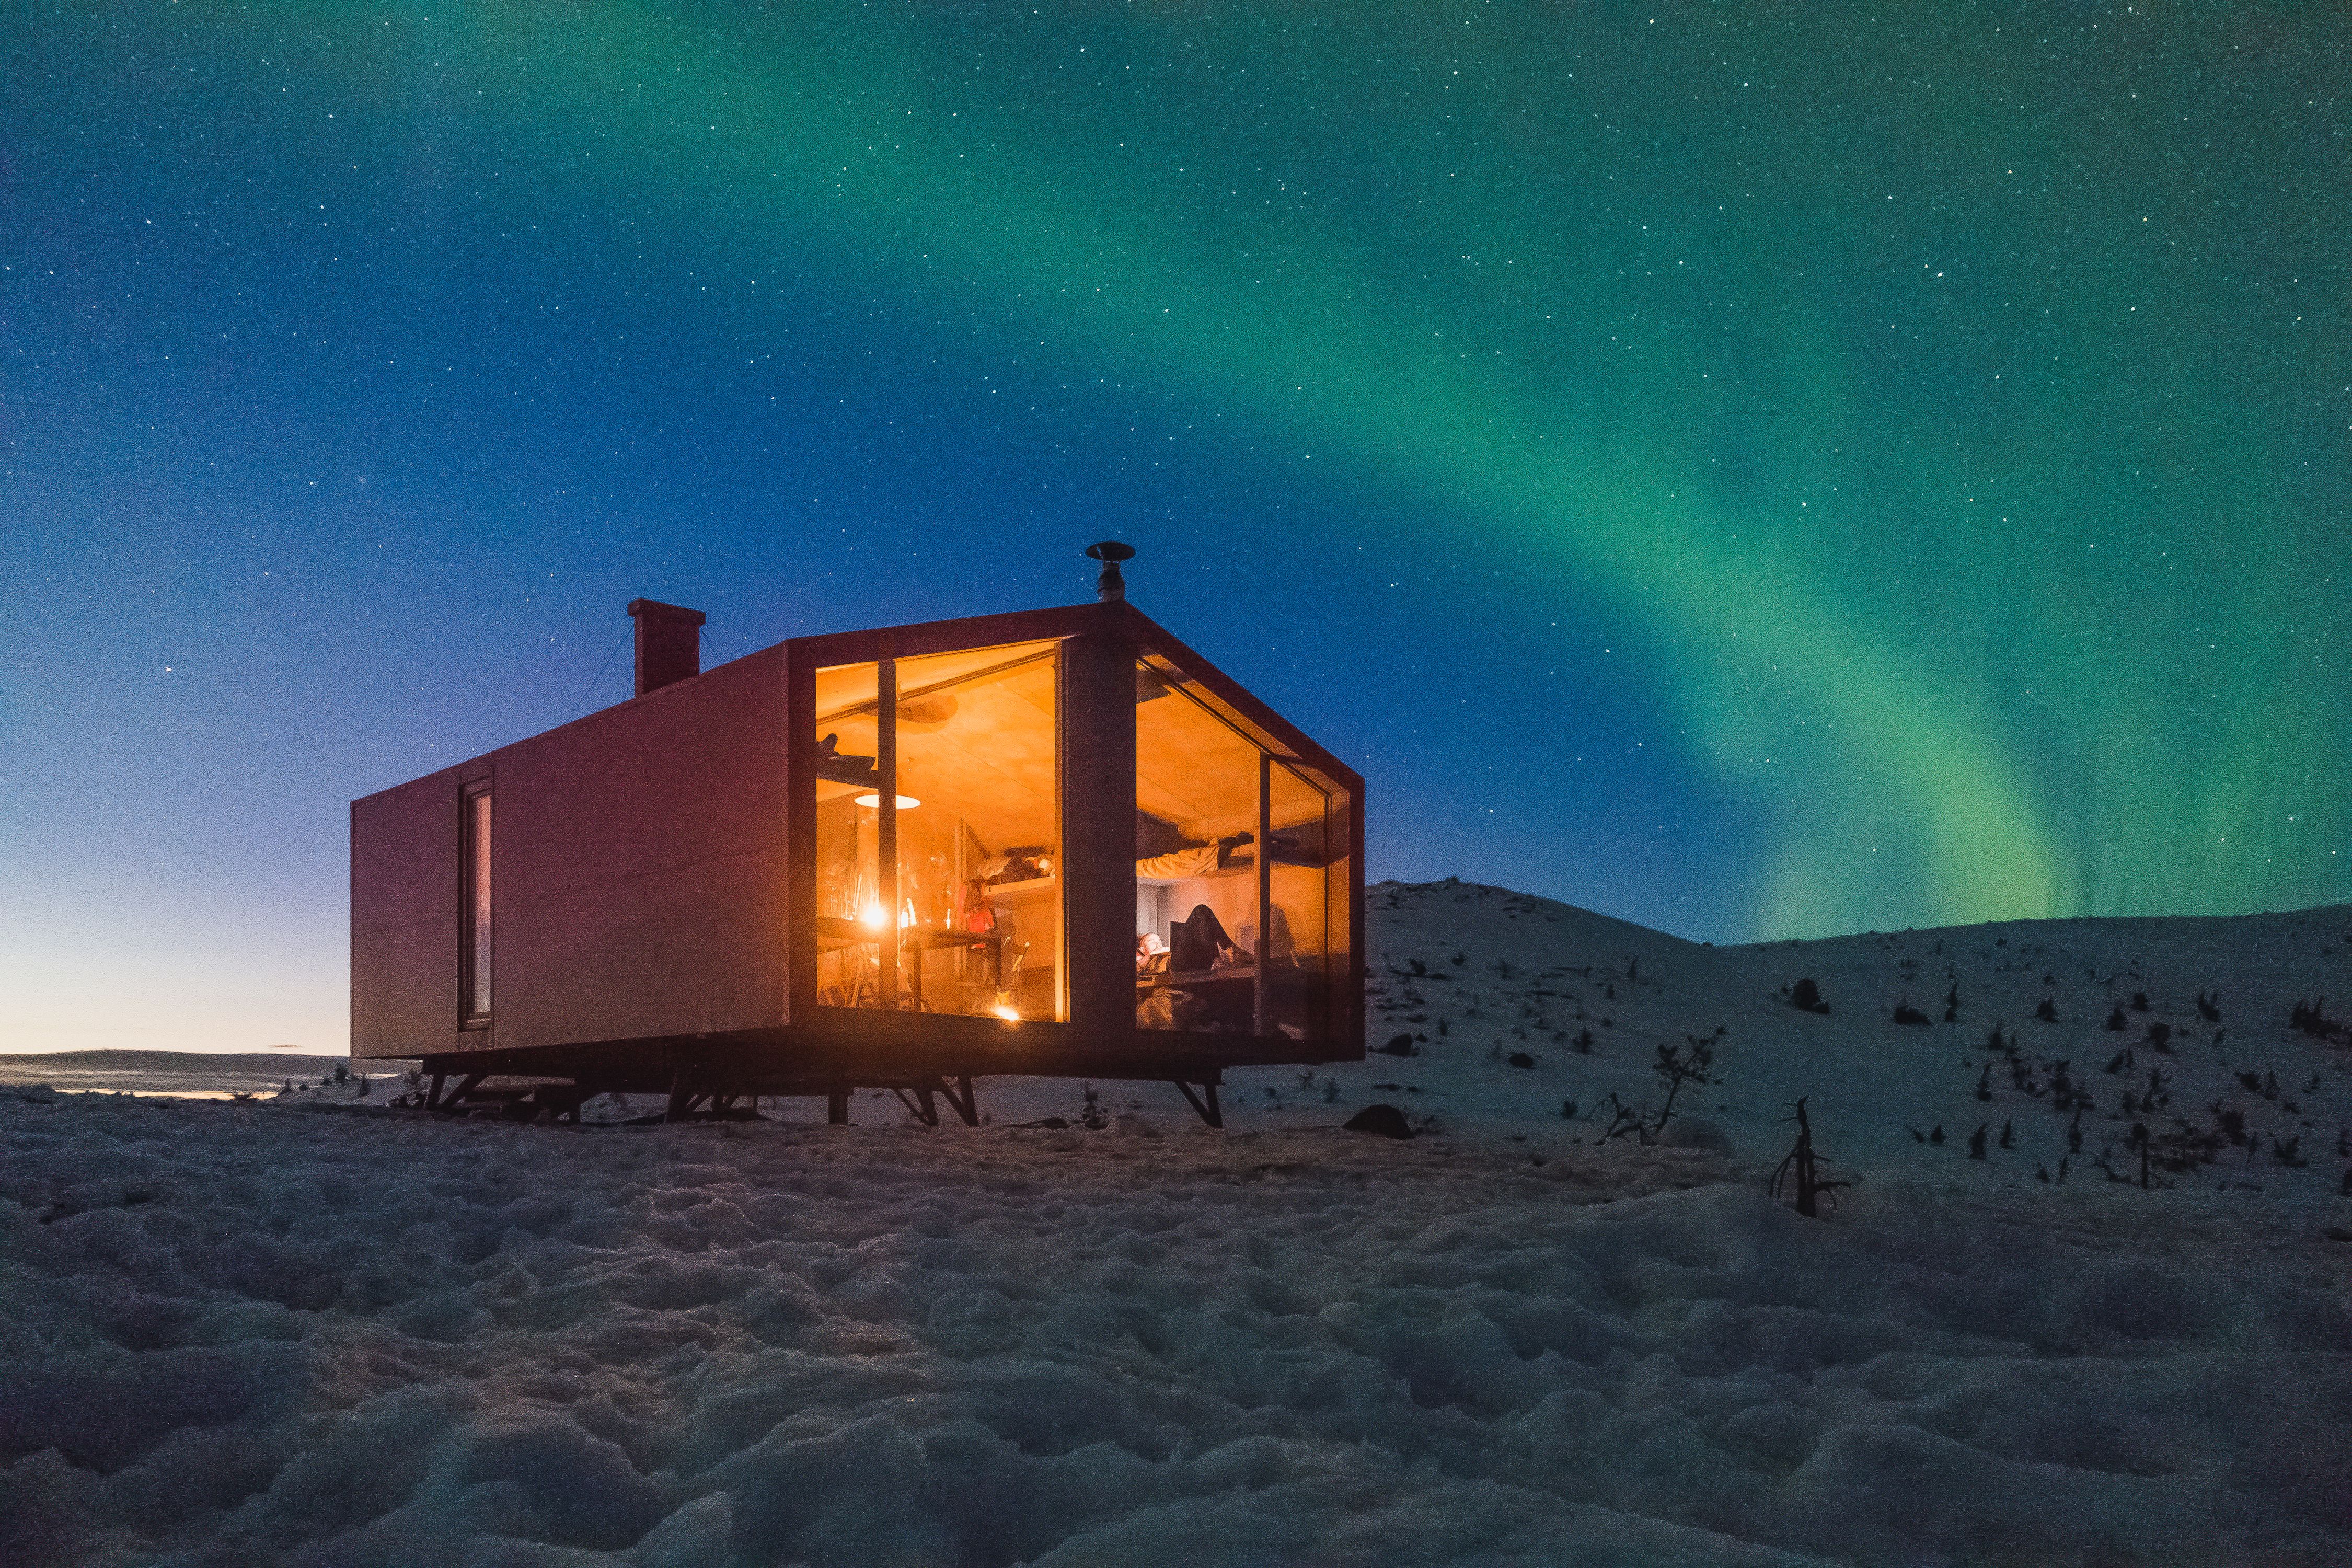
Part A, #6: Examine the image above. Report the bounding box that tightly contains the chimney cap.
[1084,540,1135,603]
[626,597,707,627]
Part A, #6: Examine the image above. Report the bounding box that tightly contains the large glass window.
[812,641,1063,1020]
[462,782,492,1023]
[1134,658,1342,1041]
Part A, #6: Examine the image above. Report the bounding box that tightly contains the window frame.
[459,777,493,1028]
[1134,649,1350,1045]
[801,636,1070,1026]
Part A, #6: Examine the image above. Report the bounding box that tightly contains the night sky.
[5,3,2345,1053]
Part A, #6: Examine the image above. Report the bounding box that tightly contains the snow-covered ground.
[4,881,2349,1566]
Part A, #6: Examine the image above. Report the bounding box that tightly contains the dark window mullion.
[877,657,898,1011]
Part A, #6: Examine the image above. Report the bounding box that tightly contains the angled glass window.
[1135,657,1348,1043]
[1134,664,1261,1032]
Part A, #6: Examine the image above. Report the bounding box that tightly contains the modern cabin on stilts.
[349,546,1364,1126]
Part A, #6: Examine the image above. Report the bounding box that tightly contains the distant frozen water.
[0,1051,369,1102]
[3,882,2349,1565]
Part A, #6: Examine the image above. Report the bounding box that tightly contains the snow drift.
[4,882,2349,1566]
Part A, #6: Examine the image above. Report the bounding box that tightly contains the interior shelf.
[983,873,1058,906]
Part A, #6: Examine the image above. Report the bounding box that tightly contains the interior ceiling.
[897,661,1056,850]
[1139,684,1262,838]
[814,641,1056,725]
[814,642,1059,852]
[811,641,1327,848]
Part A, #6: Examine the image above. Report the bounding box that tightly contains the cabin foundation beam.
[826,1089,850,1125]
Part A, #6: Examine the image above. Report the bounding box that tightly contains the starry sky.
[4,2,2346,1053]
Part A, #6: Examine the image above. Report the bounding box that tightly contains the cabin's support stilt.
[1173,1078,1223,1129]
[425,1070,447,1112]
[891,1084,940,1127]
[826,1089,850,1125]
[537,1083,594,1124]
[941,1074,981,1127]
[434,1072,486,1115]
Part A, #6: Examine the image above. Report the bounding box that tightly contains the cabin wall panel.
[499,849,785,1048]
[351,768,467,1060]
[1059,626,1138,1045]
[498,648,789,1052]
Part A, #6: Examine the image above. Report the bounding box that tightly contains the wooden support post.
[827,1089,850,1126]
[877,657,899,1012]
[665,1083,694,1123]
[1254,751,1272,1038]
[1060,622,1136,1044]
[941,1074,981,1127]
[1173,1079,1223,1129]
[437,1072,486,1115]
[891,1085,941,1126]
[426,1070,446,1112]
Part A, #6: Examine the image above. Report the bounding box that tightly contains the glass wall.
[1134,658,1343,1041]
[812,641,1063,1020]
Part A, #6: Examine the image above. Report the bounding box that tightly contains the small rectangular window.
[462,782,492,1023]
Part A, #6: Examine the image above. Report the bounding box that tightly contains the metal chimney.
[626,598,706,696]
[1085,540,1135,603]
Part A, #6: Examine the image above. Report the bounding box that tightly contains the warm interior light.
[859,898,919,931]
[991,1002,1020,1021]
[853,792,921,809]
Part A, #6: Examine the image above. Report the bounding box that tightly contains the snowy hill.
[1287,879,2352,1202]
[3,882,2349,1566]
[985,879,2352,1208]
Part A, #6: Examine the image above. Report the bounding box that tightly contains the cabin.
[349,546,1363,1125]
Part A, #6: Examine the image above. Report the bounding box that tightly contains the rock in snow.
[1340,1103,1414,1139]
[2,879,2350,1566]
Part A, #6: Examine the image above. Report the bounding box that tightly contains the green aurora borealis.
[5,0,2347,1051]
[390,1,2349,930]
